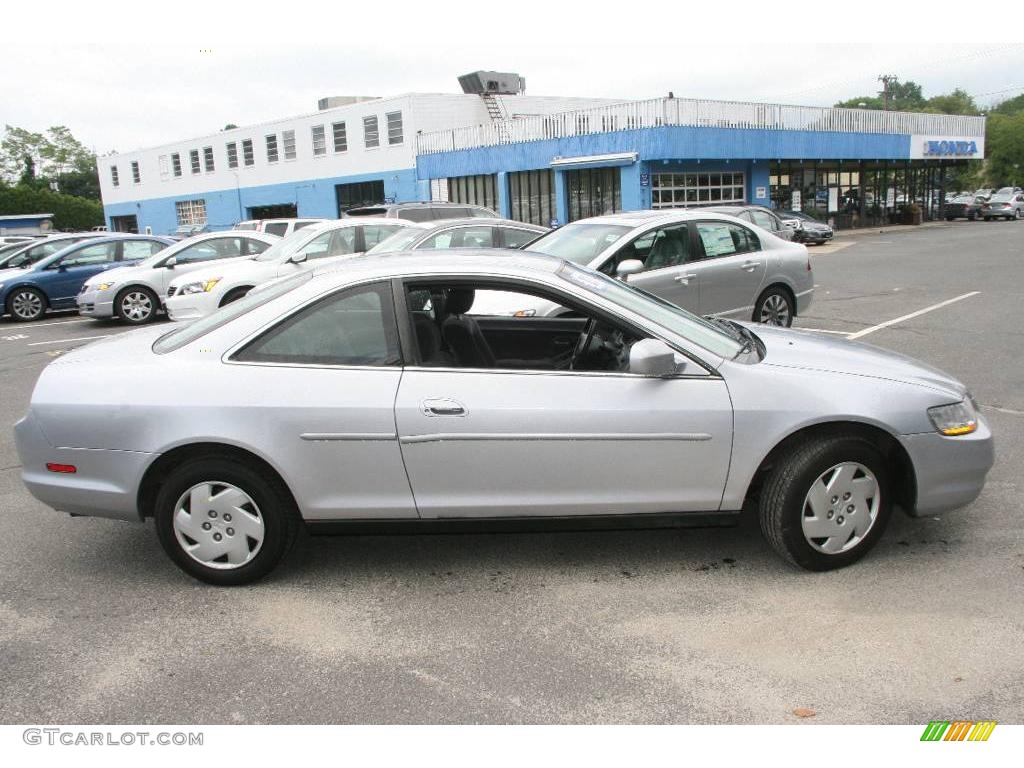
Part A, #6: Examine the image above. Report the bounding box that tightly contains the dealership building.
[98,72,986,234]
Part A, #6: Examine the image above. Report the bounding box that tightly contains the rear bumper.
[795,287,814,315]
[899,416,994,516]
[15,411,151,522]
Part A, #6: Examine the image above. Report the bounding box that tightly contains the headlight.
[180,278,222,295]
[928,400,978,436]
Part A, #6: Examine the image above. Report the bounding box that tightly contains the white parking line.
[27,335,110,347]
[793,327,851,336]
[846,292,980,340]
[23,318,93,327]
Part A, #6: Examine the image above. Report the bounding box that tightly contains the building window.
[242,139,254,166]
[265,134,279,163]
[158,155,169,180]
[311,125,326,156]
[335,179,385,215]
[332,121,348,152]
[386,111,403,145]
[110,165,119,187]
[508,170,555,226]
[190,149,201,174]
[202,146,215,172]
[131,161,141,184]
[175,199,207,226]
[363,116,379,148]
[566,167,621,222]
[650,171,746,209]
[282,129,296,160]
[171,153,182,177]
[226,142,238,169]
[447,174,497,212]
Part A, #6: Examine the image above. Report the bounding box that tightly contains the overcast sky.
[3,31,1022,155]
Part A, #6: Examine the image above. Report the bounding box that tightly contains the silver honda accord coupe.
[15,250,992,585]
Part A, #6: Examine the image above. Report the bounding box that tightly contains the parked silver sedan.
[521,210,813,326]
[15,251,992,585]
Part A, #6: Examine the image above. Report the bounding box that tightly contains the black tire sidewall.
[754,286,795,327]
[115,286,158,324]
[8,287,46,322]
[154,458,294,585]
[770,438,892,571]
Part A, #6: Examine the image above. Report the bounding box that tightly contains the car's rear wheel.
[7,287,47,322]
[115,286,158,325]
[154,457,300,585]
[219,287,251,307]
[754,286,794,327]
[758,435,892,571]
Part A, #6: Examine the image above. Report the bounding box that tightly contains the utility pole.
[878,74,898,111]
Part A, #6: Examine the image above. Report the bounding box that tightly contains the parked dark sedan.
[944,195,983,221]
[776,210,834,245]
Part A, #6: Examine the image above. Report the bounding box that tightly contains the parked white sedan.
[78,231,280,324]
[164,219,419,321]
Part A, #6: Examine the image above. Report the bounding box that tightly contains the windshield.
[367,228,423,255]
[555,262,743,359]
[526,222,631,265]
[153,271,313,353]
[253,226,322,262]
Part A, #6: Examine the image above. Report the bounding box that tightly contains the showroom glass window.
[447,174,497,211]
[508,169,555,226]
[651,172,745,209]
[363,116,379,148]
[233,282,401,367]
[311,125,326,156]
[567,168,621,222]
[336,180,384,214]
[242,139,255,167]
[226,142,238,169]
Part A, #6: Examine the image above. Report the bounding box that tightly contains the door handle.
[422,398,466,417]
[740,260,761,271]
[674,273,697,284]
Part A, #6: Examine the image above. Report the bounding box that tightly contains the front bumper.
[165,292,215,321]
[899,415,994,516]
[76,288,115,318]
[15,411,152,522]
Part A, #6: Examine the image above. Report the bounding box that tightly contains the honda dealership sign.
[910,135,985,160]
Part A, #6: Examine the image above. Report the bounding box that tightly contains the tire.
[114,285,159,325]
[7,286,47,322]
[758,435,892,571]
[219,287,251,307]
[154,456,300,585]
[753,286,795,327]
[984,217,992,222]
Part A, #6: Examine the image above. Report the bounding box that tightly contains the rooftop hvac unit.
[458,71,525,96]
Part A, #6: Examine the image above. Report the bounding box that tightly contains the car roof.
[570,209,746,228]
[410,217,547,231]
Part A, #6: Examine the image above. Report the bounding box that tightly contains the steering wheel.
[570,318,599,371]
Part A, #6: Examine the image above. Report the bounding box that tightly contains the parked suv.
[343,201,499,222]
[234,218,325,237]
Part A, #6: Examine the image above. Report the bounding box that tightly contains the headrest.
[411,313,439,358]
[444,288,475,316]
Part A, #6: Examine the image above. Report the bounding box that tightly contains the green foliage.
[0,125,101,201]
[989,94,1024,116]
[923,89,979,116]
[984,112,1024,186]
[0,184,104,231]
[835,79,926,112]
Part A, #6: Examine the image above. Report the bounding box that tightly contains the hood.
[46,324,172,367]
[749,324,967,398]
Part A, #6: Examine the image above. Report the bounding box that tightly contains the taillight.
[46,463,77,474]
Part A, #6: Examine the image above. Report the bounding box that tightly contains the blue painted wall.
[103,168,423,235]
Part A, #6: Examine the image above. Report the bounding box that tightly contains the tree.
[990,93,1024,116]
[984,112,1024,187]
[0,124,101,201]
[835,78,926,111]
[222,123,238,131]
[0,126,46,182]
[924,89,979,116]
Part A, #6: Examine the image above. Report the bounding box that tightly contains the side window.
[296,230,338,261]
[397,208,435,223]
[177,238,243,264]
[293,221,318,231]
[696,222,758,259]
[122,240,164,261]
[59,242,118,267]
[605,225,689,273]
[499,227,540,249]
[233,282,400,366]
[361,224,405,249]
[263,222,288,237]
[245,238,271,255]
[328,228,358,256]
[749,210,778,231]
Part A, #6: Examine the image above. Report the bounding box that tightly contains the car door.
[227,280,416,520]
[393,277,733,518]
[690,220,767,319]
[607,224,700,313]
[44,241,121,305]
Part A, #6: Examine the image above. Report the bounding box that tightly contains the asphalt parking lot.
[1,221,1022,725]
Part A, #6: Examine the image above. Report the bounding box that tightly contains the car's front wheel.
[754,286,795,327]
[758,435,892,571]
[7,287,47,322]
[154,457,300,585]
[115,286,159,325]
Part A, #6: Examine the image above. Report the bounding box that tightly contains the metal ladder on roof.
[482,94,511,143]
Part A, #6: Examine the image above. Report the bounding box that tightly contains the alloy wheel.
[172,482,265,569]
[801,462,880,555]
[11,290,43,320]
[759,293,791,326]
[121,291,153,322]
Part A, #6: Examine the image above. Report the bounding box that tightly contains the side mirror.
[629,338,685,377]
[289,251,307,264]
[616,259,644,279]
[164,256,177,268]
